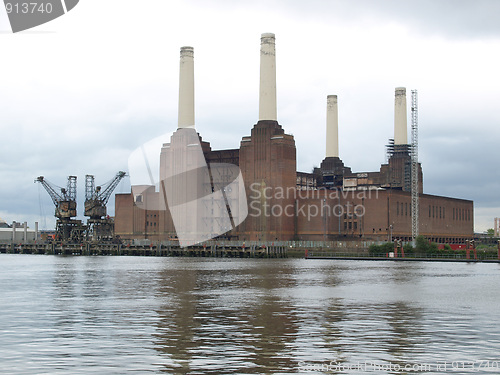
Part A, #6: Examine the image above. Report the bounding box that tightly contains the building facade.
[114,34,473,244]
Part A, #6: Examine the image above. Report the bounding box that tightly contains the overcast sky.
[1,0,499,232]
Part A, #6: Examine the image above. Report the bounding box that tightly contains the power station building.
[115,33,473,244]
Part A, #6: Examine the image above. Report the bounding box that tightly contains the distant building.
[0,222,38,243]
[0,217,10,228]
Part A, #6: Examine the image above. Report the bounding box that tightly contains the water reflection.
[1,256,500,374]
[153,261,300,373]
[151,260,434,374]
[151,259,500,374]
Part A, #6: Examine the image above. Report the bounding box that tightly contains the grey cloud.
[198,0,500,39]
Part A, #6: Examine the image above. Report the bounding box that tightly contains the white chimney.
[394,87,407,145]
[178,46,195,128]
[258,33,277,121]
[326,95,339,158]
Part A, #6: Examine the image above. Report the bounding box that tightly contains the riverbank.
[3,241,498,263]
[306,250,500,263]
[0,242,289,258]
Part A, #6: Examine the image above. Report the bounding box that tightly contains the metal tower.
[84,171,126,241]
[411,89,419,242]
[35,175,85,242]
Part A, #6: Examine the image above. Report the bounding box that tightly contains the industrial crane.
[84,171,126,241]
[411,90,419,244]
[35,175,86,242]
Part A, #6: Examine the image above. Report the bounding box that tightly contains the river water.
[1,255,499,374]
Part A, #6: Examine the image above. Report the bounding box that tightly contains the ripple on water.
[0,256,499,374]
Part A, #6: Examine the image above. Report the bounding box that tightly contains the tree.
[486,228,495,237]
[415,235,438,254]
[415,235,429,252]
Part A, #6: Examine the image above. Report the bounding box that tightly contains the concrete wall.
[0,228,37,243]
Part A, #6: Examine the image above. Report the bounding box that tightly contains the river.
[1,254,499,374]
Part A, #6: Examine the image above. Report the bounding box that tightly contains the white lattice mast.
[411,89,419,242]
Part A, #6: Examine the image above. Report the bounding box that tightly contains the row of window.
[428,205,445,220]
[343,213,360,219]
[397,202,471,222]
[396,202,410,217]
[453,207,471,221]
[344,221,358,230]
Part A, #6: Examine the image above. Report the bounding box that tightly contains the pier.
[0,241,288,258]
[2,239,499,262]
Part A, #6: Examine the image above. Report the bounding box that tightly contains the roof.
[0,217,10,228]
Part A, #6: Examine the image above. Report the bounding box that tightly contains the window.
[440,207,442,219]
[405,203,408,216]
[134,194,143,203]
[397,202,399,216]
[429,205,431,218]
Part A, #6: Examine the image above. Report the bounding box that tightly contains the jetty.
[0,240,289,258]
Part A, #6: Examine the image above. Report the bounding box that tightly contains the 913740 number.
[5,2,53,14]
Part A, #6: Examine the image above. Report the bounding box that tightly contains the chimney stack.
[178,46,195,128]
[394,87,407,145]
[326,95,339,158]
[259,33,277,121]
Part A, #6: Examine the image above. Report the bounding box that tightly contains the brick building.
[114,34,473,244]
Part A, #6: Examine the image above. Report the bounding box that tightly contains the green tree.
[368,242,394,256]
[415,235,439,255]
[415,235,430,252]
[403,243,415,255]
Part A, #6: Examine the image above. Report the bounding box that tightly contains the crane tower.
[35,175,86,242]
[84,171,126,241]
[411,90,419,242]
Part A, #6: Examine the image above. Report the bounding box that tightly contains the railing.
[307,251,500,261]
[125,239,383,250]
[0,241,288,258]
